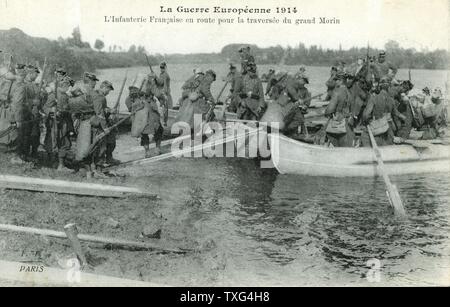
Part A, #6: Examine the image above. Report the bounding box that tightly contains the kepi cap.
[100,80,114,90]
[84,72,99,81]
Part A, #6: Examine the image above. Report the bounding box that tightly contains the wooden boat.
[268,133,450,177]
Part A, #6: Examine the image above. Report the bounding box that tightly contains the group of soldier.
[0,46,448,178]
[210,48,448,148]
[0,58,118,178]
[320,51,447,147]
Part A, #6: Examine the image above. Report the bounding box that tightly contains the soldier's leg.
[57,130,72,171]
[154,125,164,155]
[326,132,339,147]
[141,133,151,158]
[106,135,119,165]
[30,120,41,158]
[167,94,173,109]
[17,115,32,160]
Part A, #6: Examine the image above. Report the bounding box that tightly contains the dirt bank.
[0,147,227,286]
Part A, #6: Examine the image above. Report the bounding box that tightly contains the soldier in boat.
[234,62,266,120]
[420,87,448,139]
[283,75,312,139]
[224,63,241,113]
[175,69,216,132]
[263,68,276,97]
[324,71,356,147]
[390,80,414,139]
[294,65,308,80]
[371,51,397,82]
[346,72,371,128]
[261,68,275,83]
[361,77,406,146]
[324,66,338,101]
[128,90,164,158]
[239,46,255,75]
[179,68,204,104]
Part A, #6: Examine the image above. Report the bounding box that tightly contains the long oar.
[368,126,407,217]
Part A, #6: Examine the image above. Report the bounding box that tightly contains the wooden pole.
[64,224,87,268]
[367,126,407,217]
[0,223,188,254]
[0,174,157,198]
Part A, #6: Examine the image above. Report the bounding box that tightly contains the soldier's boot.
[105,143,120,165]
[155,146,162,156]
[92,169,108,179]
[10,155,27,165]
[57,158,72,172]
[144,145,151,158]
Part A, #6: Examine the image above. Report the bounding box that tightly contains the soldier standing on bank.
[147,62,171,125]
[43,76,75,171]
[91,80,118,170]
[24,64,45,160]
[9,64,32,164]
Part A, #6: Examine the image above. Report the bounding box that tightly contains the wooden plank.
[0,174,157,199]
[0,223,189,254]
[0,260,164,287]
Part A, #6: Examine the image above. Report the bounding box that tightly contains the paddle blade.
[386,184,407,218]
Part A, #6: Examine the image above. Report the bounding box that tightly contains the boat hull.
[269,133,450,177]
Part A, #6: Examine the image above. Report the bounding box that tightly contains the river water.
[97,64,450,286]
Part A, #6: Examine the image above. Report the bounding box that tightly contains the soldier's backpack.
[0,80,18,145]
[75,119,92,161]
[260,101,285,130]
[368,114,390,136]
[326,117,347,134]
[131,106,149,137]
[421,103,437,119]
[174,98,195,130]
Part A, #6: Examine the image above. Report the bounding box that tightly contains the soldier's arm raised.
[200,80,215,103]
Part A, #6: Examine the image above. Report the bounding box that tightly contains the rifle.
[112,71,128,113]
[53,72,59,152]
[37,57,48,92]
[407,68,420,126]
[144,54,155,74]
[284,92,327,118]
[204,80,230,123]
[87,114,132,156]
[8,55,13,72]
[366,42,371,84]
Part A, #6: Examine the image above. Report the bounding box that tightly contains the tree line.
[1,27,448,78]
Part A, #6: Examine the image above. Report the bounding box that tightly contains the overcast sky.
[1,0,448,54]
